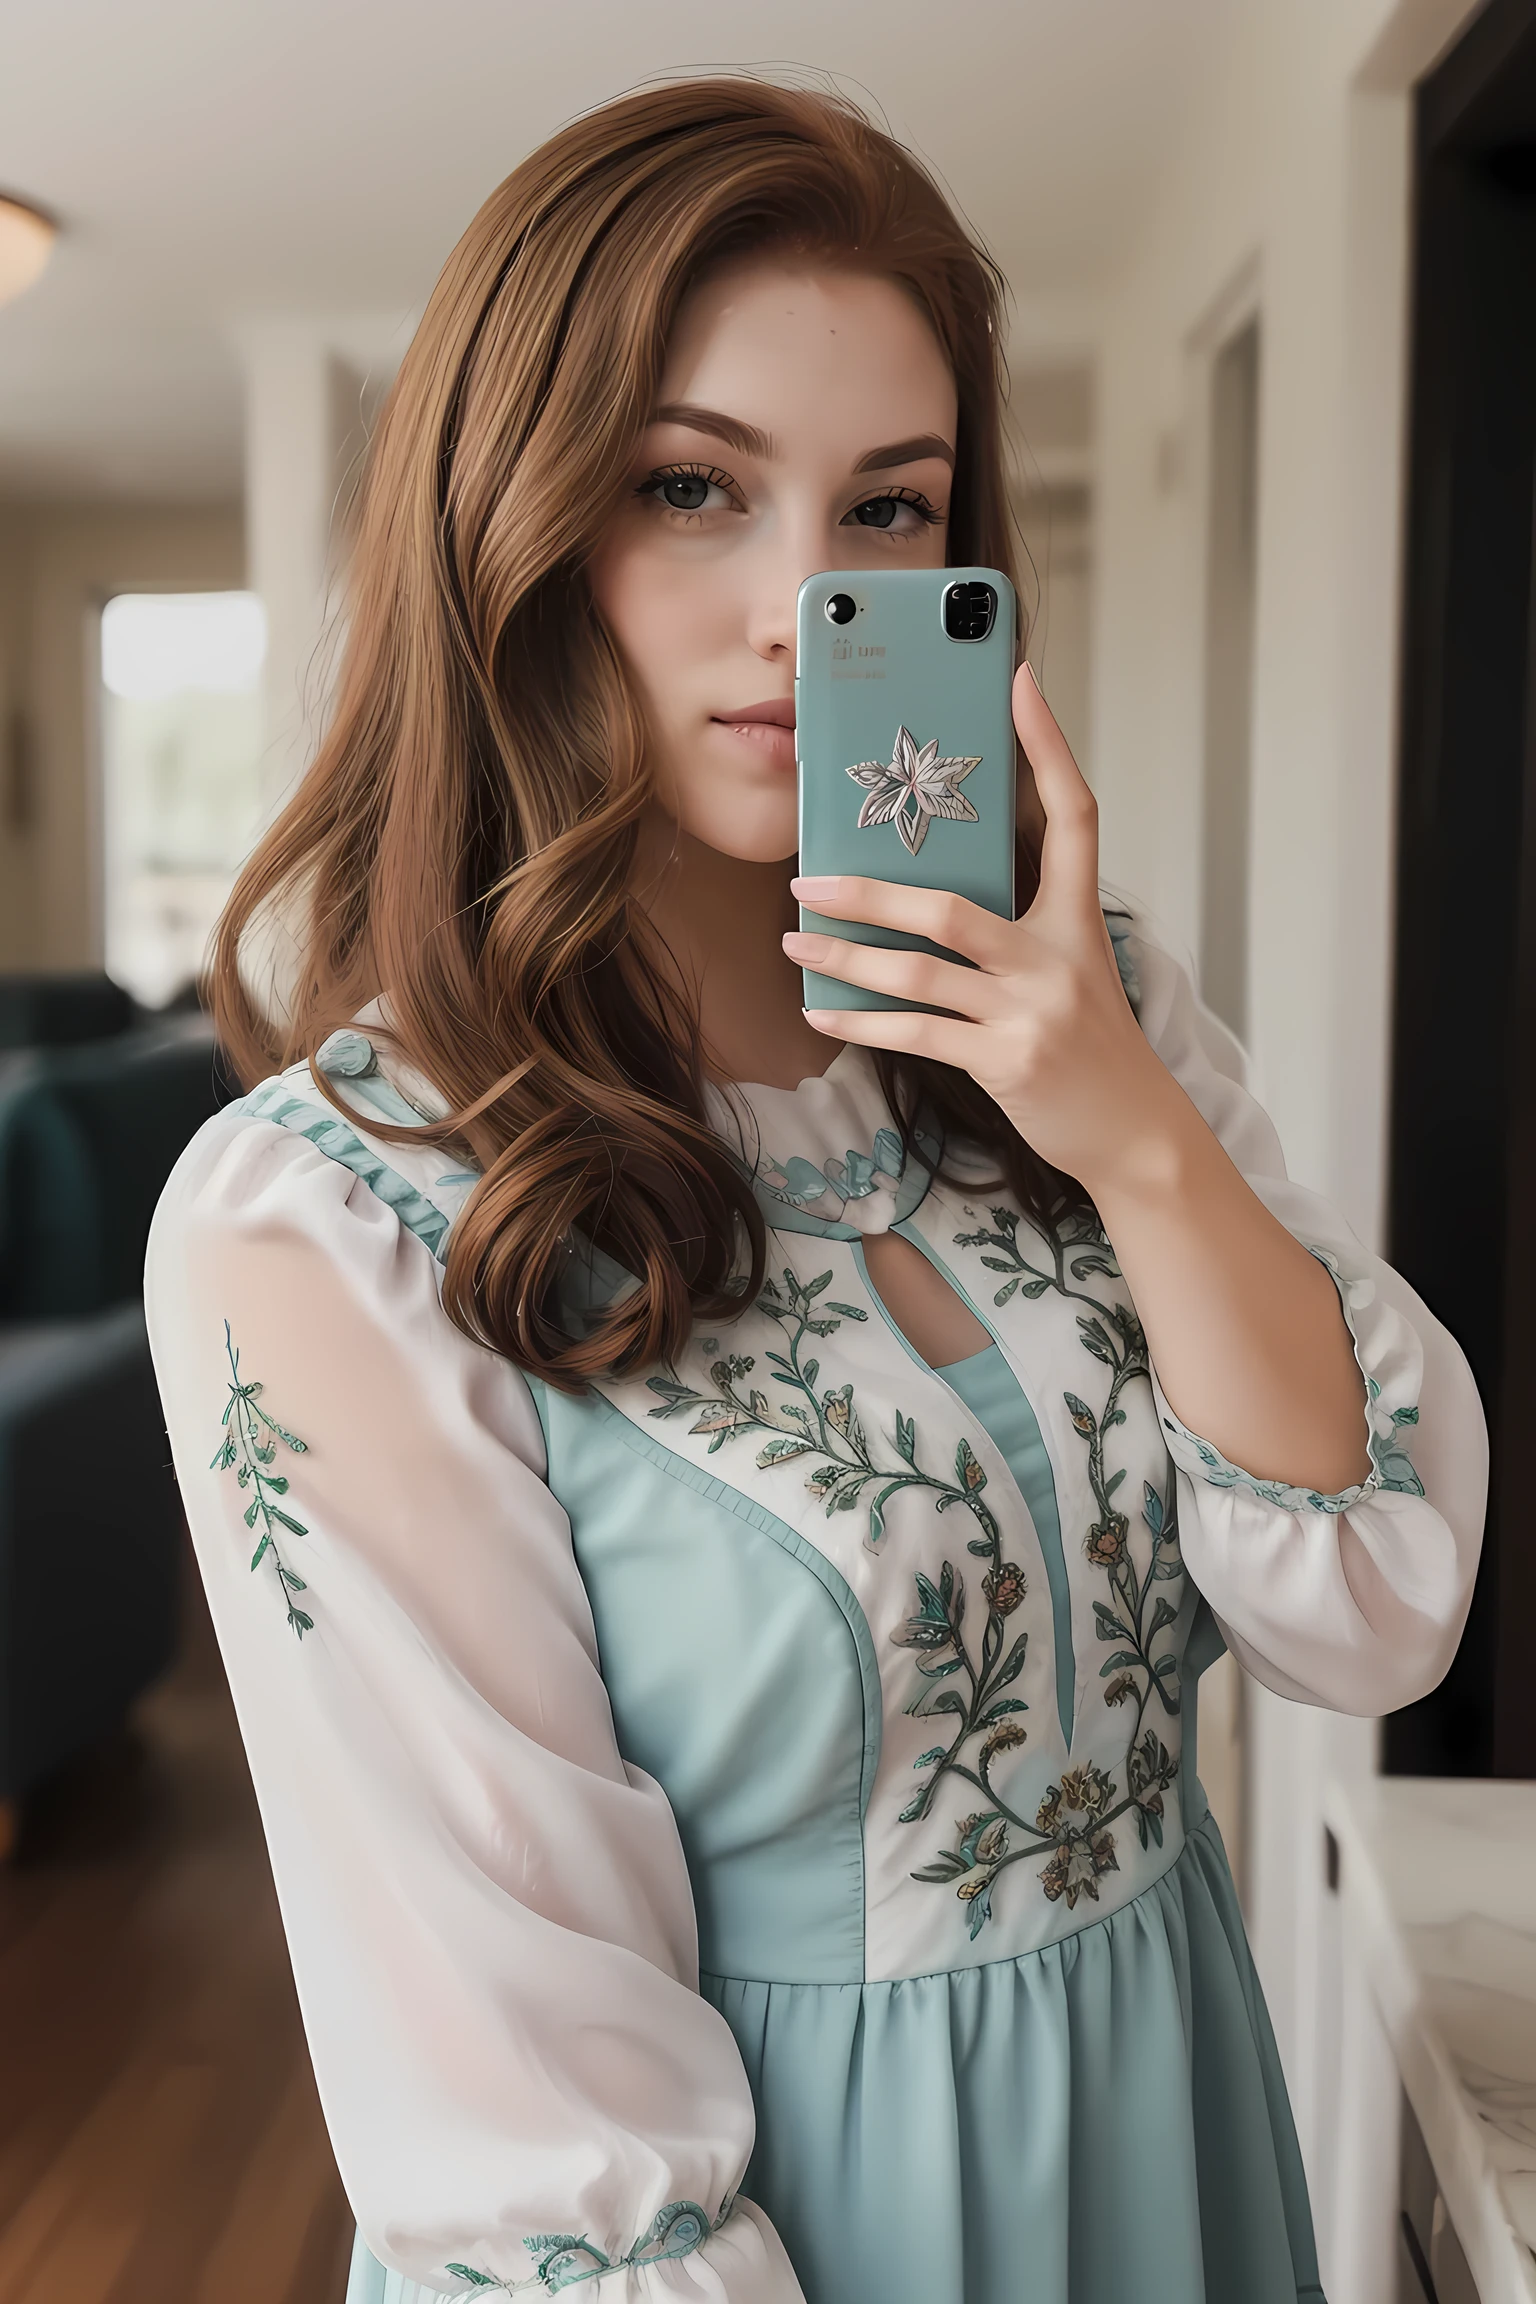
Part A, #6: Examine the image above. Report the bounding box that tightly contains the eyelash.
[634,461,740,516]
[856,485,943,528]
[633,463,944,528]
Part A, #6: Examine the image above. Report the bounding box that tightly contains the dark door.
[1388,0,1536,1776]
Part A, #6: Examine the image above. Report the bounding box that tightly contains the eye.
[635,462,738,517]
[842,489,943,535]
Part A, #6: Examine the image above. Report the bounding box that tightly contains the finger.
[789,875,1013,968]
[783,930,1006,1018]
[1013,663,1101,922]
[802,1005,995,1068]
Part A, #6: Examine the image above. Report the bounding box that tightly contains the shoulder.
[145,1032,546,1476]
[149,1028,481,1291]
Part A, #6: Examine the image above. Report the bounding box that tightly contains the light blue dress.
[332,1042,1330,2301]
[345,1306,1319,2303]
[149,916,1476,2304]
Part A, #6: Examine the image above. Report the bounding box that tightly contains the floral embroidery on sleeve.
[446,2197,727,2293]
[211,1322,314,1636]
[1157,1247,1426,1512]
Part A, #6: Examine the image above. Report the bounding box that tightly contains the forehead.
[658,260,957,442]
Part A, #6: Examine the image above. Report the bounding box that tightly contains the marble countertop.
[1325,1777,1536,2304]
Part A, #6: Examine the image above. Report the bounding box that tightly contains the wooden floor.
[0,1545,354,2304]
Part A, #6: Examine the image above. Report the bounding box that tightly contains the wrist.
[1076,1075,1217,1218]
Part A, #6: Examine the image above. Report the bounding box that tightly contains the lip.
[712,698,795,729]
[711,696,796,769]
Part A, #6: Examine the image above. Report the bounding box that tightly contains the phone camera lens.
[943,581,997,642]
[824,593,858,626]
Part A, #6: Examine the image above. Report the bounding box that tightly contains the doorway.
[1200,317,1261,1044]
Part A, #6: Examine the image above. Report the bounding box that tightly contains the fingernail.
[782,931,815,954]
[1020,661,1041,693]
[791,876,838,898]
[803,1009,836,1030]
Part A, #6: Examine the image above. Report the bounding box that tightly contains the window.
[99,590,266,1008]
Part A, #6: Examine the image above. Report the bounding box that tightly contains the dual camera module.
[823,580,997,642]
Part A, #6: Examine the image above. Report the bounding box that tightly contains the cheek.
[589,541,682,713]
[587,522,796,863]
[588,524,736,711]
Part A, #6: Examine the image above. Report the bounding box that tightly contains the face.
[587,259,958,864]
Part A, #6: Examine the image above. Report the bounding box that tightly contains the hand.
[784,664,1188,1198]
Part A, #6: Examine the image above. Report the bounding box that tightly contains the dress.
[144,911,1487,2304]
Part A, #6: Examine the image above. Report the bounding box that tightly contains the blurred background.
[0,2,1532,2299]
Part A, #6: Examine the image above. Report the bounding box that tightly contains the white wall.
[1086,0,1481,2289]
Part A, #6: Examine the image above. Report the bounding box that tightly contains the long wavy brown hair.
[212,76,1081,1390]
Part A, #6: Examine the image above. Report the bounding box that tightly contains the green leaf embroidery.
[897,1198,1189,1935]
[215,1323,314,1638]
[644,1267,999,1559]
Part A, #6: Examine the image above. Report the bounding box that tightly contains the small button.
[315,1029,377,1080]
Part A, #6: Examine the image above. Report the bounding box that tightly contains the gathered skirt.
[346,1806,1323,2303]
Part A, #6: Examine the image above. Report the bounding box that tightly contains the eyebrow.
[854,433,955,473]
[649,406,956,476]
[652,403,775,459]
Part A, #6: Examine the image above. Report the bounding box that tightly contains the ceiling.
[0,0,1223,503]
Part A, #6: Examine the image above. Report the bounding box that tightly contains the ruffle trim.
[443,2200,734,2295]
[1157,1246,1425,1516]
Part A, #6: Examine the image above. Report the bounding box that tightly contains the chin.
[682,799,799,866]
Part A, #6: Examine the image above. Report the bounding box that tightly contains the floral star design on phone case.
[847,725,982,857]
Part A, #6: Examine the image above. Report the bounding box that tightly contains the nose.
[744,507,838,670]
[744,562,797,667]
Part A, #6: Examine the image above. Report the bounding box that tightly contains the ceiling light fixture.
[0,195,58,309]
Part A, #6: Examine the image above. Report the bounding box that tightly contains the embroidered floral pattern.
[446,2199,727,2294]
[892,1550,1033,1893]
[647,1269,1049,1932]
[646,1266,1004,1554]
[1364,1380,1425,1494]
[912,1711,1180,1934]
[211,1322,313,1636]
[756,1124,905,1217]
[911,1717,1180,1937]
[890,1203,1185,1936]
[1159,1247,1425,1510]
[954,1205,1183,1722]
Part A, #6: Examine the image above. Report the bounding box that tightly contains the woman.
[147,79,1485,2304]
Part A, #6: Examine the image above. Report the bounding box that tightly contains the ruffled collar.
[337,1007,942,1244]
[706,1045,940,1240]
[340,900,1144,1246]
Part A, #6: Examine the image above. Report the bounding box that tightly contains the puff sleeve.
[145,1106,804,2303]
[1120,918,1488,1716]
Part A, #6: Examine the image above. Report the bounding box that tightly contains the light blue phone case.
[795,566,1017,1011]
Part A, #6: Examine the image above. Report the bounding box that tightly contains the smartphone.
[795,566,1017,1012]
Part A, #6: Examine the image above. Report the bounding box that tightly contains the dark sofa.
[0,987,226,1853]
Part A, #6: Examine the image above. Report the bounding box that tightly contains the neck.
[632,809,839,1090]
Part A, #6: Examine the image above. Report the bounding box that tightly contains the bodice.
[534,1051,1213,1986]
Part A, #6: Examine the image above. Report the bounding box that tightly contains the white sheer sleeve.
[1114,914,1487,1717]
[145,1107,804,2303]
